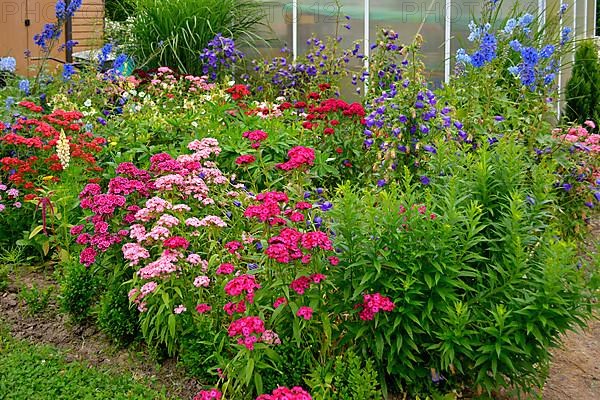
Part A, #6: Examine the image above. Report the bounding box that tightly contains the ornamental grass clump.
[129,0,265,75]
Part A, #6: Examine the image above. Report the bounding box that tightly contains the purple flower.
[377,179,386,187]
[420,176,430,185]
[423,145,436,154]
[562,183,572,191]
[313,216,323,228]
[320,202,333,211]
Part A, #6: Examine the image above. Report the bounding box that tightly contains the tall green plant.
[129,0,266,74]
[565,39,600,125]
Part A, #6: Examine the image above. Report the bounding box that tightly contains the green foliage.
[129,0,265,74]
[59,261,101,324]
[565,39,600,125]
[19,284,53,316]
[0,265,8,292]
[97,269,140,346]
[305,351,382,399]
[105,0,134,21]
[0,334,170,399]
[330,138,596,396]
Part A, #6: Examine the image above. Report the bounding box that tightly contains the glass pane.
[371,0,446,83]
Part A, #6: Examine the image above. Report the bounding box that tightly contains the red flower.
[235,154,256,165]
[323,127,334,135]
[318,83,331,91]
[226,84,251,100]
[276,146,315,171]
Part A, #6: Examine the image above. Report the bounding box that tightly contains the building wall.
[0,0,104,77]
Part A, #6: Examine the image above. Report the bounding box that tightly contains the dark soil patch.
[0,267,202,400]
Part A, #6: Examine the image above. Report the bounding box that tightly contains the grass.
[0,324,175,399]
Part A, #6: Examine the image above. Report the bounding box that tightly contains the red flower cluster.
[228,316,266,350]
[235,154,256,165]
[356,293,395,321]
[226,84,251,100]
[0,102,104,193]
[276,146,315,171]
[256,386,312,400]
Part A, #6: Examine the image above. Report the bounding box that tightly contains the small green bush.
[19,284,53,316]
[97,269,140,346]
[565,39,600,125]
[60,261,100,324]
[331,138,596,396]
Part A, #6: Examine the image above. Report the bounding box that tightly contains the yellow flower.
[42,176,54,181]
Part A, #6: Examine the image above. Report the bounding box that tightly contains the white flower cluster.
[56,130,70,169]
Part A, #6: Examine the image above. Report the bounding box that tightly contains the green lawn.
[0,330,173,400]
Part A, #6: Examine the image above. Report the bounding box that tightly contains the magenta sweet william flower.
[216,263,235,275]
[224,274,261,302]
[228,316,265,350]
[235,154,256,165]
[163,236,190,249]
[256,386,312,400]
[296,306,313,320]
[356,293,395,321]
[195,303,212,314]
[79,246,97,267]
[70,224,84,235]
[276,146,315,171]
[273,297,287,308]
[193,389,222,400]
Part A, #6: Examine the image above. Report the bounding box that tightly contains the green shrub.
[60,261,101,324]
[129,0,265,74]
[97,269,140,346]
[565,39,600,126]
[330,138,596,396]
[19,284,52,316]
[305,351,382,400]
[0,265,9,292]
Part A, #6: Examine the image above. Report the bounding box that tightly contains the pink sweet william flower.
[174,304,186,314]
[584,120,596,129]
[193,389,222,400]
[140,281,158,296]
[356,293,395,321]
[216,263,235,275]
[223,300,247,316]
[296,306,313,320]
[195,303,212,314]
[328,256,340,266]
[290,276,312,295]
[122,243,150,266]
[256,386,312,400]
[194,275,210,287]
[164,236,190,249]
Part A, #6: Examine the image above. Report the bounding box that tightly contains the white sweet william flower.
[83,99,92,107]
